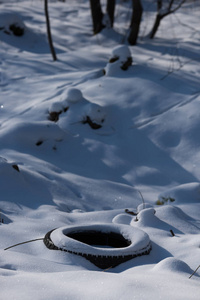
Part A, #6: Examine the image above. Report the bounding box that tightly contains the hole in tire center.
[66,230,131,248]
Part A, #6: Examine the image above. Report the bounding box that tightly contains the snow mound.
[156,205,200,234]
[112,213,133,225]
[130,207,177,234]
[158,182,200,204]
[1,121,65,149]
[49,102,63,114]
[137,203,153,213]
[0,211,12,224]
[153,257,195,276]
[61,88,83,104]
[111,45,132,61]
[0,156,53,210]
[0,157,20,174]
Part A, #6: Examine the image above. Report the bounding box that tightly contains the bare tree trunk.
[150,14,162,39]
[44,0,57,61]
[90,0,104,34]
[128,0,143,45]
[106,0,116,27]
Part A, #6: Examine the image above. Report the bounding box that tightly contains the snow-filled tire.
[43,224,151,269]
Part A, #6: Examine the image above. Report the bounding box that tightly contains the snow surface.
[0,0,200,299]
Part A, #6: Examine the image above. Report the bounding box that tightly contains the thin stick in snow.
[189,265,200,279]
[4,238,44,250]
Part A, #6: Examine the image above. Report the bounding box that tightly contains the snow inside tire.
[44,224,151,269]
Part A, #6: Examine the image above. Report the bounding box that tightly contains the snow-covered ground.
[0,0,200,299]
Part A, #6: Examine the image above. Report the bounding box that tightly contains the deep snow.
[0,0,200,299]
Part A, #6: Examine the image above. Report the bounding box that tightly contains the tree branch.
[162,0,186,18]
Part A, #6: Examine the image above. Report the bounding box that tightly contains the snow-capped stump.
[105,45,132,76]
[1,14,25,36]
[55,88,107,131]
[48,101,66,122]
[131,208,157,226]
[9,23,24,36]
[43,223,151,269]
[48,111,61,122]
[86,103,106,124]
[82,116,102,129]
[48,88,83,122]
[12,164,20,172]
[82,103,106,130]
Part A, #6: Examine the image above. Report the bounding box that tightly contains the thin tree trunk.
[157,0,162,11]
[106,0,115,27]
[150,14,162,39]
[44,0,57,61]
[128,0,143,45]
[90,0,104,34]
[150,0,162,39]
